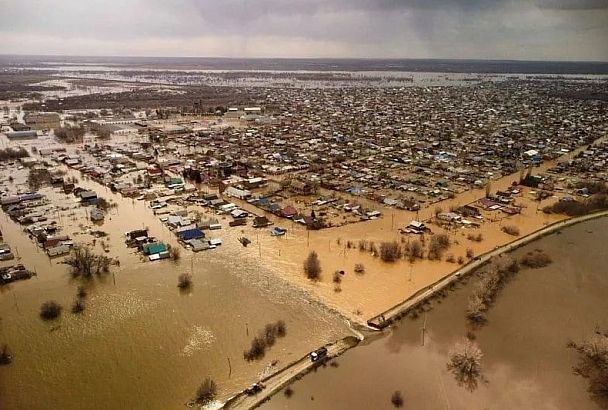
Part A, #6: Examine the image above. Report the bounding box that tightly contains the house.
[178,228,204,241]
[289,180,315,195]
[125,229,148,241]
[188,239,210,252]
[47,245,71,257]
[79,190,98,204]
[1,196,21,206]
[63,182,75,194]
[458,205,481,217]
[229,218,247,227]
[5,130,37,140]
[90,207,104,222]
[230,209,248,219]
[24,112,61,130]
[208,238,223,247]
[437,212,462,223]
[253,216,271,228]
[219,203,237,213]
[224,186,252,200]
[403,220,427,234]
[143,242,168,255]
[280,205,298,218]
[167,215,185,228]
[148,251,170,261]
[244,177,266,189]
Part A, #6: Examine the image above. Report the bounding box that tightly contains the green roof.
[143,242,168,255]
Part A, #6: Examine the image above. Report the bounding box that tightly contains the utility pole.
[421,311,427,346]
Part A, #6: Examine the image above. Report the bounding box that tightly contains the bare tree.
[391,391,404,408]
[380,241,402,262]
[408,240,424,262]
[243,320,287,361]
[169,245,181,262]
[304,251,321,280]
[447,339,483,391]
[71,298,85,314]
[63,246,112,279]
[428,233,450,260]
[520,250,552,268]
[178,273,192,289]
[501,225,520,236]
[567,330,608,407]
[195,377,217,405]
[40,301,62,321]
[0,344,12,365]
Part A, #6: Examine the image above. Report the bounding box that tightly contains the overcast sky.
[0,0,607,60]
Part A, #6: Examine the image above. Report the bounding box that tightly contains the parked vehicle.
[271,227,287,236]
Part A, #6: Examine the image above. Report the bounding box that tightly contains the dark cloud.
[537,0,608,9]
[0,0,606,60]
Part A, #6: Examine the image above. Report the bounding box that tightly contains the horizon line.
[1,53,608,64]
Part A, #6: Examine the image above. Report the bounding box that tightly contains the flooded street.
[0,169,351,409]
[261,217,608,410]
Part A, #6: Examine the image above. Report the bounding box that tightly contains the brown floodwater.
[0,167,351,409]
[261,216,608,410]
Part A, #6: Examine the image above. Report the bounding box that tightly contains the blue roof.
[178,228,204,241]
[253,197,269,206]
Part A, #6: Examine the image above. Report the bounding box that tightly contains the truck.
[309,347,328,362]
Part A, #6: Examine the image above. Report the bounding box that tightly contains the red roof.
[281,205,298,217]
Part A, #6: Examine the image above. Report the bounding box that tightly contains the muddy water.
[0,170,351,409]
[261,217,608,410]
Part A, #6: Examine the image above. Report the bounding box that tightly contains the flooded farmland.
[261,216,608,410]
[0,168,352,410]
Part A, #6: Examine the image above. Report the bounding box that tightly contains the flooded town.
[1,2,608,409]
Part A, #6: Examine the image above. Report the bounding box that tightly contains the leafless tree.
[501,225,520,236]
[40,301,62,321]
[380,241,402,262]
[178,273,192,289]
[520,250,552,268]
[0,344,12,365]
[63,246,112,279]
[195,377,217,405]
[391,391,404,408]
[304,251,321,280]
[567,329,608,407]
[447,339,483,391]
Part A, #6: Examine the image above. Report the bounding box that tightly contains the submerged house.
[178,228,204,241]
[280,205,298,218]
[79,190,98,205]
[224,186,252,200]
[143,242,168,256]
[90,207,104,222]
[253,216,271,228]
